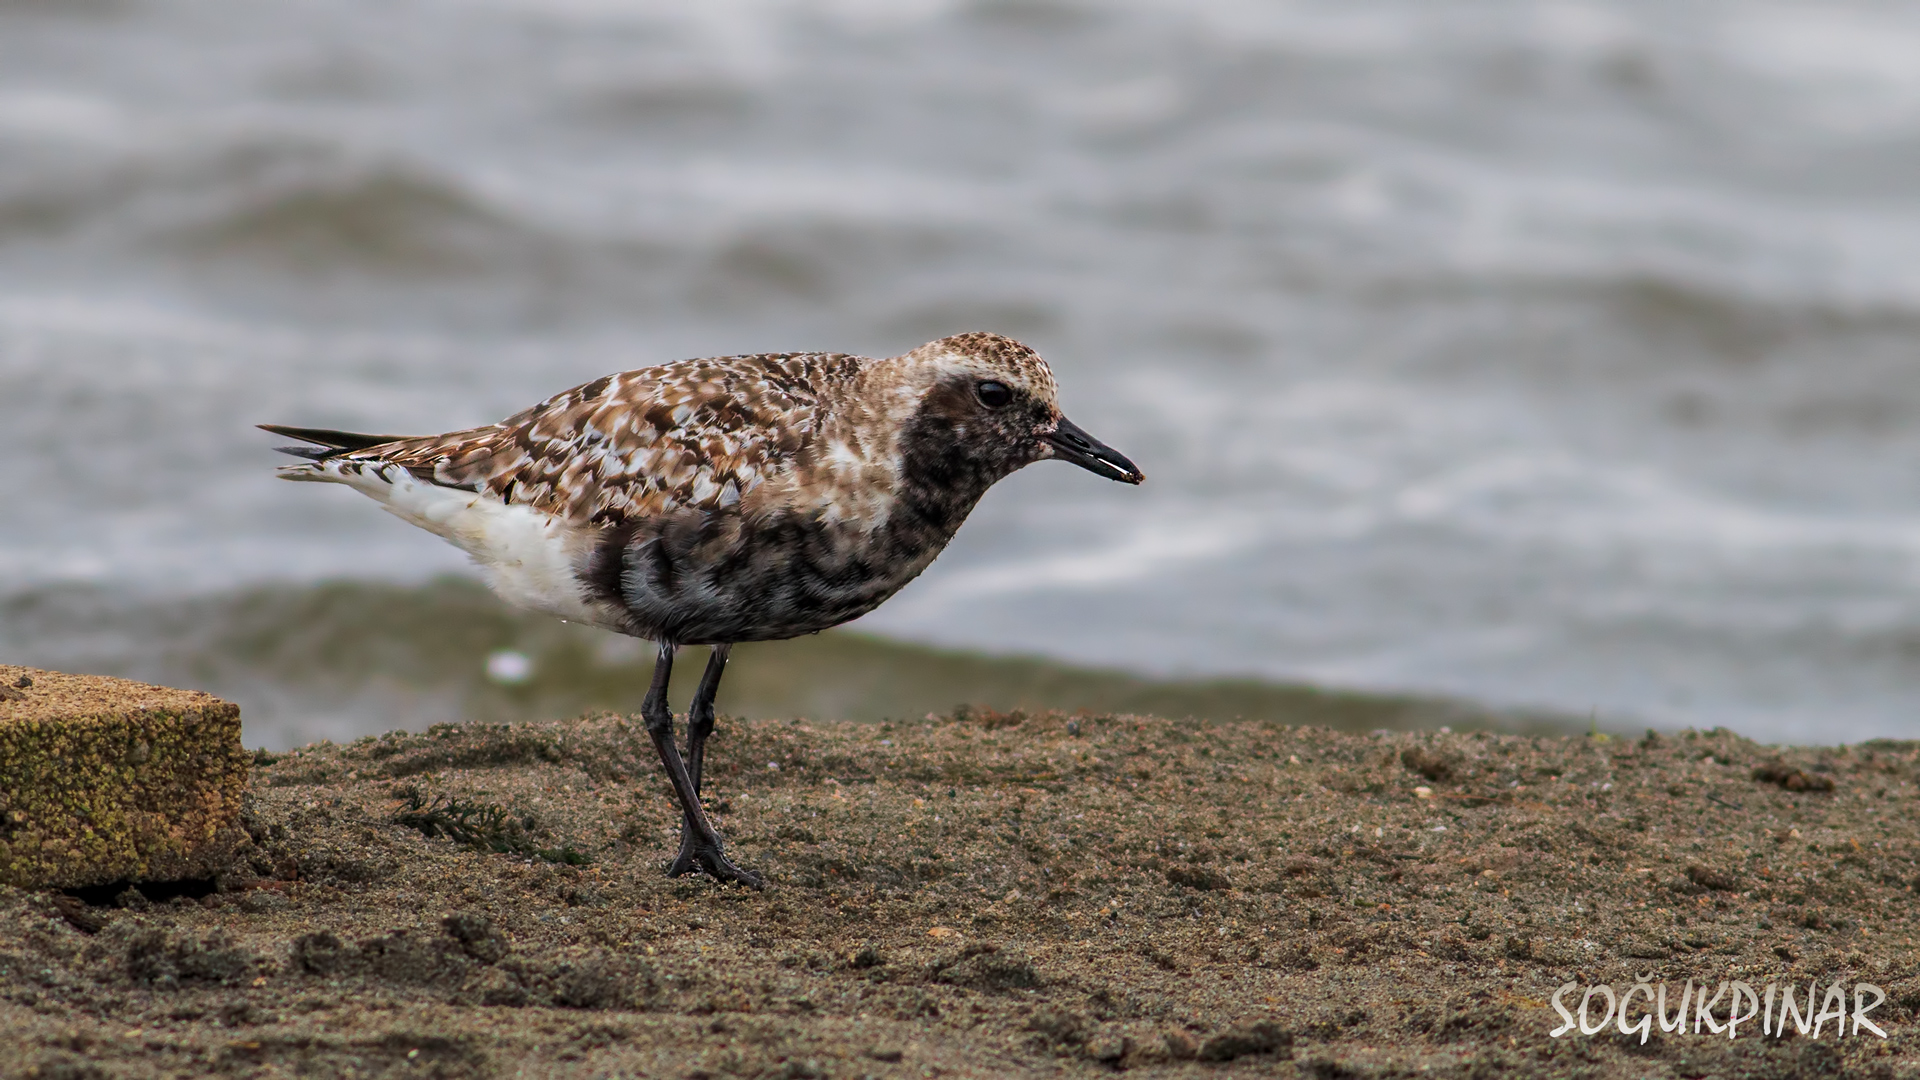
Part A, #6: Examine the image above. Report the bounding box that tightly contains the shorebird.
[263,332,1143,887]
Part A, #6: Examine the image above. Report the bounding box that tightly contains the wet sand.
[3,709,1917,1078]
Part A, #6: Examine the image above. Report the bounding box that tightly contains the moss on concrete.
[0,665,249,889]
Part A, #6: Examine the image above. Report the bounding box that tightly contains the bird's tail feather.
[258,424,412,460]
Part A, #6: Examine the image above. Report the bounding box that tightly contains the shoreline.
[2,577,1592,751]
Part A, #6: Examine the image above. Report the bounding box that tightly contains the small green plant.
[390,791,592,865]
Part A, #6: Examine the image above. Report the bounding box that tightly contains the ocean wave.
[0,137,563,273]
[0,138,999,318]
[1345,268,1920,371]
[160,163,558,277]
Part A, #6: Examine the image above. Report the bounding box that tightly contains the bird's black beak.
[1045,414,1144,485]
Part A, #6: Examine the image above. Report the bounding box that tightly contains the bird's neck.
[891,410,1006,541]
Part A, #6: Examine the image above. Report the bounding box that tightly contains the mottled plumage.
[264,332,1142,887]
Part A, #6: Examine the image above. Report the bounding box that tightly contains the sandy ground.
[3,709,1918,1079]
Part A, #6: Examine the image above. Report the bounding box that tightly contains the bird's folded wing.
[337,351,864,525]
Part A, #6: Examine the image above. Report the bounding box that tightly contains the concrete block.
[0,665,249,889]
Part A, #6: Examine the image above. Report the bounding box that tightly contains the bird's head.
[892,332,1145,489]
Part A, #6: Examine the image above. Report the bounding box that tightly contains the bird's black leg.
[641,642,762,889]
[669,643,730,877]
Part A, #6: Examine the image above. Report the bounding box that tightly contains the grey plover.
[263,332,1143,887]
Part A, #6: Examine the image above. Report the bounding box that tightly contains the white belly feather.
[282,461,620,630]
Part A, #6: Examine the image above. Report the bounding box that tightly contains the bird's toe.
[667,827,762,889]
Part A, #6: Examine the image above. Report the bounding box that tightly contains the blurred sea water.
[4,0,1920,745]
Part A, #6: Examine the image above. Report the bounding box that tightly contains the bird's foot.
[669,826,763,889]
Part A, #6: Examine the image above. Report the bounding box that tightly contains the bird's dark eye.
[975,380,1013,408]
